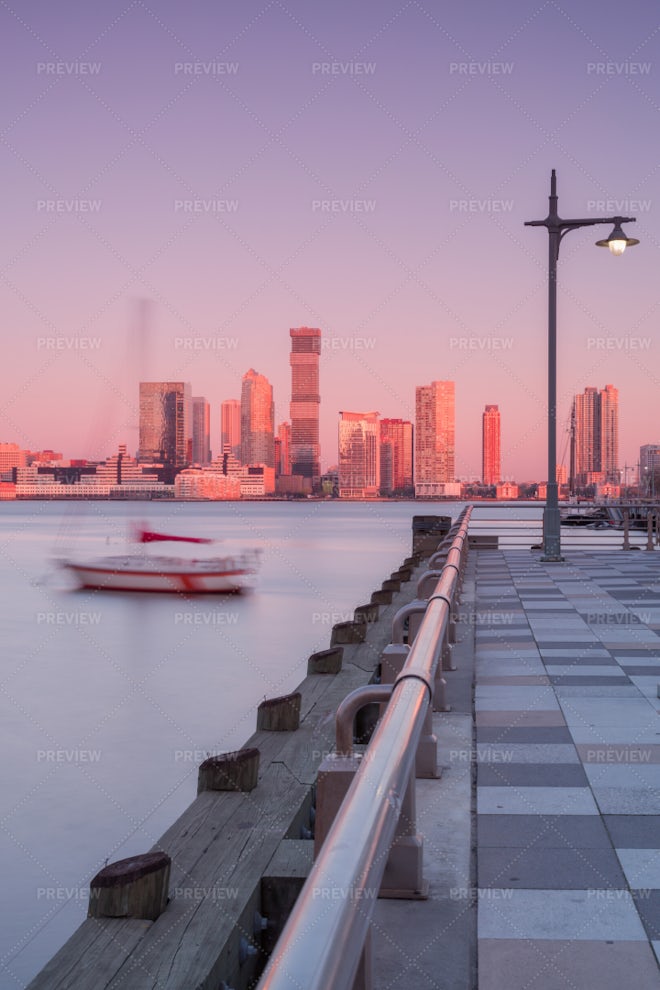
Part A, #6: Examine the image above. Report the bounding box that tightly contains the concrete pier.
[372,548,660,988]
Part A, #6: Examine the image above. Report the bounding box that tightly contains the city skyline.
[1,2,656,480]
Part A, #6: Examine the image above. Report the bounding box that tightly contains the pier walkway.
[375,547,660,989]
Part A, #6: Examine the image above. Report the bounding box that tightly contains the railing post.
[379,772,428,900]
[647,511,654,551]
[622,508,630,550]
[381,644,438,778]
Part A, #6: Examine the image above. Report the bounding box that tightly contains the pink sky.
[1,0,657,479]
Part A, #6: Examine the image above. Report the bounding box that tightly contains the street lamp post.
[525,170,639,561]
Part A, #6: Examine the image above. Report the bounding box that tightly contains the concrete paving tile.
[476,696,561,712]
[629,676,660,697]
[476,711,566,727]
[478,675,551,685]
[577,744,660,764]
[478,846,626,889]
[604,816,660,847]
[653,941,660,967]
[554,686,642,697]
[475,744,580,764]
[544,665,623,676]
[478,814,612,848]
[477,787,599,816]
[477,763,588,787]
[569,726,660,744]
[478,889,646,940]
[559,697,657,727]
[593,787,660,815]
[632,890,660,940]
[583,764,660,788]
[616,849,660,888]
[476,727,575,744]
[478,939,660,990]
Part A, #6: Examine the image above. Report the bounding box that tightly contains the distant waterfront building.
[482,405,501,486]
[338,412,379,498]
[94,445,161,487]
[192,397,211,465]
[414,381,455,497]
[220,399,241,461]
[139,382,191,467]
[496,481,519,500]
[290,327,321,483]
[640,443,660,493]
[570,384,619,489]
[379,419,413,494]
[0,443,27,476]
[174,469,240,499]
[241,369,275,468]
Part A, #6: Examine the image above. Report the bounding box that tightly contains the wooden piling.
[197,748,260,794]
[88,852,170,921]
[307,647,343,674]
[257,692,301,731]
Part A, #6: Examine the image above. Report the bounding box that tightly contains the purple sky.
[1,0,658,479]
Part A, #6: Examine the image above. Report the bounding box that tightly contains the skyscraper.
[138,382,191,467]
[338,412,379,498]
[277,422,292,476]
[570,384,619,489]
[290,327,321,482]
[414,381,455,497]
[192,397,211,465]
[220,399,241,461]
[241,369,275,468]
[379,418,413,494]
[482,405,501,486]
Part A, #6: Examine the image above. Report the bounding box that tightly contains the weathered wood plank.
[27,919,151,989]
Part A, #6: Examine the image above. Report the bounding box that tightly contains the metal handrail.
[257,507,472,990]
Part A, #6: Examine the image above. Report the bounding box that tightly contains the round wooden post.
[257,691,301,731]
[89,851,170,920]
[197,748,260,794]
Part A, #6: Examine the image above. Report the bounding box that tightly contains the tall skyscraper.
[241,369,275,468]
[220,399,241,460]
[277,422,292,476]
[290,327,321,482]
[482,405,501,486]
[570,384,619,488]
[379,419,413,494]
[138,382,191,467]
[338,412,379,498]
[414,381,455,497]
[192,397,211,464]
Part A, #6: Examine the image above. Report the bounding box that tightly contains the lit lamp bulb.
[596,222,639,255]
[608,238,627,256]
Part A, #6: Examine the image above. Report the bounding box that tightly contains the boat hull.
[62,556,256,594]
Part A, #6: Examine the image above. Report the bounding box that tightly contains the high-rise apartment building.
[379,419,413,494]
[192,397,211,465]
[290,327,321,482]
[138,382,191,467]
[639,443,660,493]
[338,412,379,498]
[414,381,455,497]
[277,422,292,476]
[241,369,275,468]
[570,384,619,488]
[482,405,501,486]
[220,399,241,461]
